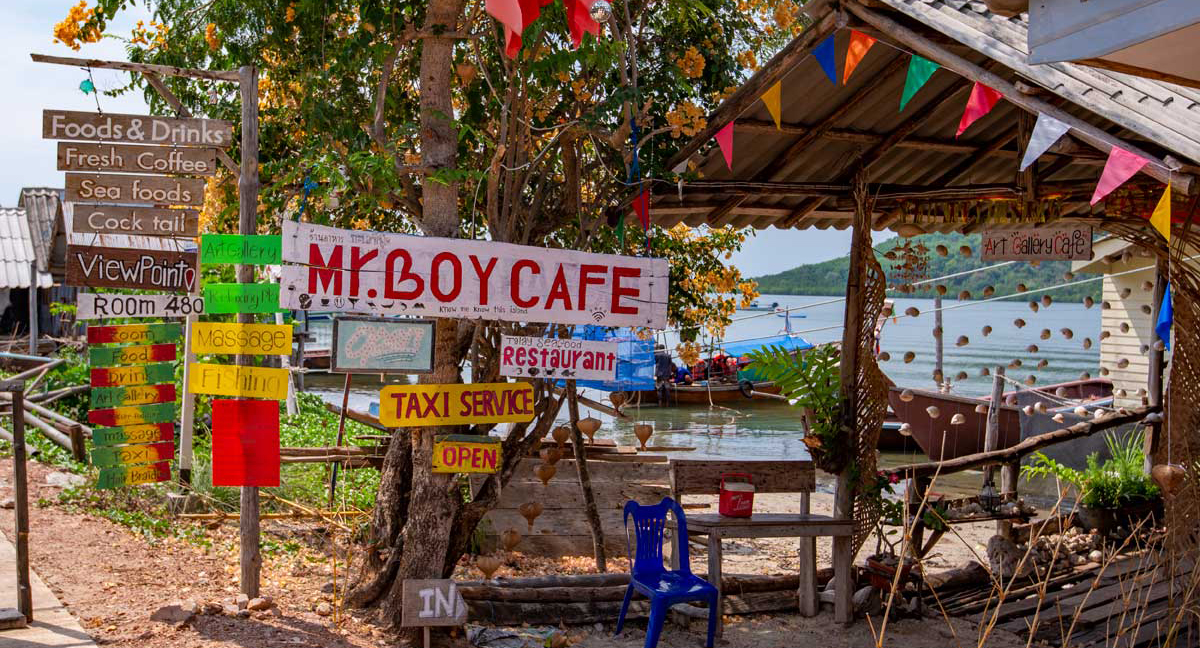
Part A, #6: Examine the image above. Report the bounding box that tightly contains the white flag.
[1020,113,1071,172]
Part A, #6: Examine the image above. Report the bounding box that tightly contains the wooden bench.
[666,459,855,631]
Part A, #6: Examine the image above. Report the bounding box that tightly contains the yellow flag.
[1151,182,1172,241]
[761,81,782,130]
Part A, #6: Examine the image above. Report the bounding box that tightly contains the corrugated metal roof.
[17,187,65,273]
[0,208,53,289]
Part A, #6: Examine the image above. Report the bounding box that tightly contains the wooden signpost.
[203,283,281,314]
[980,225,1093,261]
[88,401,176,427]
[91,384,176,409]
[432,435,502,474]
[499,335,618,381]
[401,579,468,648]
[92,422,174,447]
[96,461,172,489]
[73,205,200,238]
[87,323,181,345]
[191,322,292,355]
[66,172,206,206]
[331,317,435,374]
[90,362,175,387]
[378,383,536,427]
[187,363,289,400]
[200,234,282,265]
[88,343,177,367]
[66,245,198,292]
[57,142,217,175]
[43,110,233,147]
[77,293,204,319]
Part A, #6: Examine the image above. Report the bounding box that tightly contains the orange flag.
[843,31,877,84]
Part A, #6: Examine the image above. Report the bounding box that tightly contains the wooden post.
[67,423,86,464]
[934,294,943,387]
[566,382,606,572]
[1146,258,1167,470]
[328,373,352,509]
[27,262,36,356]
[11,384,31,621]
[237,64,262,599]
[178,313,198,486]
[983,367,1005,484]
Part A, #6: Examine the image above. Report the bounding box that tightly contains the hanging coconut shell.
[1119,322,1131,333]
[935,244,949,257]
[959,290,972,301]
[926,405,941,419]
[1017,283,1028,292]
[982,325,993,336]
[904,351,916,363]
[980,367,991,377]
[1102,301,1112,310]
[1074,406,1088,417]
[1034,401,1047,414]
[936,284,948,295]
[519,502,544,531]
[883,305,895,317]
[899,423,912,436]
[1010,358,1023,368]
[983,285,996,297]
[1082,337,1093,350]
[1079,371,1091,380]
[1005,394,1018,406]
[1014,318,1026,328]
[950,413,966,425]
[1022,405,1035,416]
[956,335,969,347]
[633,423,654,450]
[1027,344,1040,353]
[905,306,921,318]
[501,528,523,551]
[1141,304,1153,315]
[932,369,944,383]
[1140,344,1151,354]
[933,326,943,338]
[535,462,557,486]
[1099,331,1111,340]
[1042,295,1052,307]
[1153,340,1166,352]
[955,371,969,381]
[608,392,627,410]
[1029,301,1040,313]
[1138,388,1148,396]
[1052,413,1065,424]
[1055,387,1068,397]
[1060,328,1074,339]
[1151,464,1187,494]
[1117,358,1130,368]
[1093,409,1106,419]
[1025,375,1037,385]
[1084,296,1095,308]
[878,351,891,361]
[1063,271,1075,282]
[900,389,915,402]
[1143,280,1155,292]
[1119,287,1132,298]
[974,403,988,414]
[1041,329,1052,340]
[577,417,602,443]
[1037,359,1049,368]
[960,245,972,257]
[1114,388,1128,398]
[884,250,897,260]
[552,425,571,447]
[1099,366,1110,376]
[539,446,563,466]
[477,554,502,579]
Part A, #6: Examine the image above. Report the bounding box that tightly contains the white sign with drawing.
[400,579,468,627]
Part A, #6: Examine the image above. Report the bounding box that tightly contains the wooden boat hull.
[617,381,780,406]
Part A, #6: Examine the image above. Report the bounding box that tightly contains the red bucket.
[718,473,755,517]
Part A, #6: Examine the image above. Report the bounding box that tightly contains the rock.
[253,611,272,620]
[320,581,335,593]
[179,599,199,615]
[1071,554,1087,566]
[236,593,250,610]
[315,602,333,617]
[852,586,879,616]
[45,472,85,488]
[222,604,240,617]
[247,596,273,611]
[0,497,13,510]
[1088,550,1103,563]
[150,603,196,626]
[201,602,223,615]
[237,609,252,619]
[988,535,1033,579]
[0,608,28,630]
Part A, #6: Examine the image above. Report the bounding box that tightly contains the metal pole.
[12,384,32,621]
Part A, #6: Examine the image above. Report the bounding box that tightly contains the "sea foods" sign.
[499,335,618,381]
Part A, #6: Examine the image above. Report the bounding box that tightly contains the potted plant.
[1022,430,1161,534]
[747,344,849,472]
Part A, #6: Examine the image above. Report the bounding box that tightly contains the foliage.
[1022,429,1160,509]
[746,343,847,472]
[752,232,1098,302]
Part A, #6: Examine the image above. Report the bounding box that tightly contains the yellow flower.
[285,4,296,22]
[676,46,706,79]
[205,22,220,51]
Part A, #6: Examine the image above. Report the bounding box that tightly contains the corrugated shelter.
[18,187,68,280]
[639,0,1200,233]
[0,208,52,290]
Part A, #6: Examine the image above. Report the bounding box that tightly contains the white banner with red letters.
[499,335,618,381]
[279,221,669,328]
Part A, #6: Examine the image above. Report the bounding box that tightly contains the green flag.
[900,55,939,112]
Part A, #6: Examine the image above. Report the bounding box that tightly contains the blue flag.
[814,35,838,85]
[1156,281,1173,350]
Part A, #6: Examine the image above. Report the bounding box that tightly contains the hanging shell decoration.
[980,367,991,377]
[552,425,571,447]
[518,502,544,531]
[933,326,944,338]
[1093,409,1106,419]
[1060,328,1074,339]
[1034,401,1047,414]
[956,335,969,347]
[1025,375,1037,385]
[960,245,972,257]
[1055,387,1068,397]
[1074,406,1088,417]
[1042,295,1053,307]
[1005,395,1018,406]
[1119,287,1132,298]
[609,392,628,410]
[974,403,989,414]
[932,369,944,383]
[1022,405,1035,416]
[633,423,654,450]
[935,244,949,257]
[1029,301,1040,313]
[1151,464,1187,495]
[982,325,993,336]
[1137,388,1148,396]
[1102,301,1112,310]
[926,405,941,419]
[1140,344,1150,354]
[1079,371,1091,380]
[959,290,972,301]
[1063,271,1075,281]
[476,554,503,579]
[1014,318,1026,328]
[1082,337,1093,349]
[1037,359,1049,369]
[540,447,563,466]
[905,306,921,317]
[899,423,912,436]
[1084,296,1095,308]
[578,417,602,443]
[983,285,995,297]
[501,528,523,551]
[1099,331,1111,340]
[878,351,891,361]
[883,305,895,317]
[936,284,948,295]
[1153,340,1166,352]
[1141,304,1153,315]
[1117,358,1130,369]
[1027,344,1040,353]
[535,462,557,486]
[955,371,969,381]
[900,389,915,402]
[1099,367,1110,376]
[1120,322,1131,333]
[1142,280,1155,292]
[1114,388,1128,398]
[1040,329,1052,340]
[1052,413,1066,424]
[950,413,966,425]
[1017,283,1028,292]
[904,351,916,363]
[1010,358,1023,368]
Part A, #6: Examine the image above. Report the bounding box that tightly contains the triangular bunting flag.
[956,82,1003,137]
[715,122,734,170]
[497,0,553,57]
[843,31,877,84]
[1151,182,1172,241]
[1091,147,1148,204]
[762,81,782,130]
[1157,282,1173,350]
[486,0,524,38]
[565,0,601,49]
[814,35,837,85]
[634,190,651,232]
[899,55,938,112]
[1019,113,1070,171]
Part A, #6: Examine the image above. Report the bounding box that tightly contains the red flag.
[843,31,877,84]
[634,190,650,231]
[1091,147,1148,205]
[956,82,1003,137]
[499,0,553,57]
[212,399,280,487]
[715,121,734,171]
[565,0,601,49]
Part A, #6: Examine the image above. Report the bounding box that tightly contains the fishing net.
[851,248,889,555]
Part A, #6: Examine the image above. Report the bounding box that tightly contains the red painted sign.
[211,399,280,487]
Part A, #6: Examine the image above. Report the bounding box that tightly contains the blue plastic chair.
[616,497,717,648]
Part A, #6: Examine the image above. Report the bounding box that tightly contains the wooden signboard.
[203,283,281,314]
[73,205,200,238]
[88,401,176,427]
[187,363,289,400]
[499,335,618,381]
[96,461,171,489]
[91,362,176,387]
[57,142,217,176]
[77,293,204,320]
[200,234,282,265]
[66,173,206,206]
[91,384,176,409]
[92,422,174,447]
[192,322,292,355]
[400,580,468,628]
[279,220,670,328]
[67,245,198,292]
[43,110,233,148]
[87,323,181,345]
[980,225,1093,261]
[91,441,174,468]
[432,435,502,474]
[331,317,435,374]
[378,383,536,427]
[88,343,177,367]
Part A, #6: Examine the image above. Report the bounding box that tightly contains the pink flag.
[565,0,601,49]
[956,82,1003,137]
[486,0,524,42]
[1091,147,1148,205]
[715,122,734,170]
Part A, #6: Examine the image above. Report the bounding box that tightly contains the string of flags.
[485,0,601,58]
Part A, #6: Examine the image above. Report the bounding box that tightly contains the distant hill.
[750,232,1096,302]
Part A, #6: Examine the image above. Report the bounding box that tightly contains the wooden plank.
[400,580,468,627]
[203,283,282,314]
[57,142,217,175]
[95,461,172,489]
[191,322,292,355]
[43,109,233,146]
[73,205,199,238]
[91,384,175,409]
[981,226,1094,261]
[140,72,240,175]
[91,362,175,387]
[187,363,289,400]
[91,441,174,468]
[88,343,177,367]
[507,458,668,484]
[88,401,175,427]
[200,234,282,265]
[66,172,206,206]
[92,422,174,447]
[66,245,198,292]
[77,293,205,319]
[475,479,667,510]
[87,323,181,345]
[32,53,239,82]
[670,459,815,494]
[433,435,502,473]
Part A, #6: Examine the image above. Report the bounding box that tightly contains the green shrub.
[1022,429,1159,509]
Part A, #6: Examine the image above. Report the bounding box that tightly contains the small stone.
[201,602,223,615]
[45,471,85,488]
[247,597,273,611]
[150,603,196,627]
[179,599,199,615]
[237,609,252,619]
[315,602,333,617]
[0,497,13,510]
[0,608,28,630]
[236,593,250,610]
[1088,550,1103,563]
[222,604,240,617]
[320,581,335,593]
[253,611,272,620]
[1071,554,1087,566]
[594,623,604,632]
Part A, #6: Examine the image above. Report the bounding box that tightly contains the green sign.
[203,283,283,314]
[91,384,175,409]
[201,234,282,265]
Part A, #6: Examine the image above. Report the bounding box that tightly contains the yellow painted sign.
[187,363,289,400]
[192,322,292,355]
[379,383,535,427]
[432,435,502,473]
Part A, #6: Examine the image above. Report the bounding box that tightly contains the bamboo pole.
[983,367,1005,483]
[28,384,88,404]
[20,411,73,452]
[11,384,31,622]
[567,381,606,572]
[30,52,240,81]
[5,359,63,383]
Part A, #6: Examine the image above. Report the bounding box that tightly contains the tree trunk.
[345,431,412,608]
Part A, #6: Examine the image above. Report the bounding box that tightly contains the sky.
[5,3,861,277]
